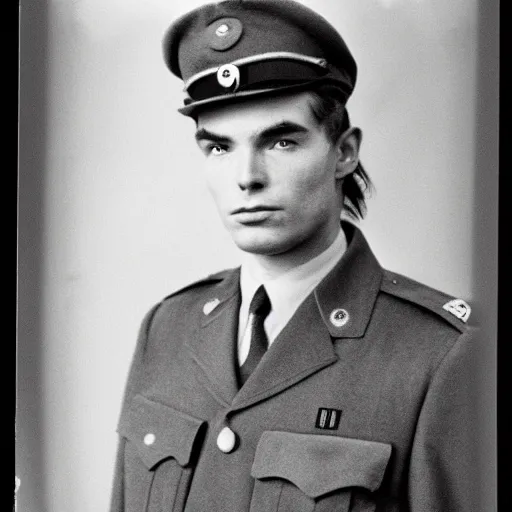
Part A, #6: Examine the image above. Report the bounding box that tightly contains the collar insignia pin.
[330,308,349,328]
[203,298,221,316]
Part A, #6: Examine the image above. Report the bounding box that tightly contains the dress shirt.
[237,227,347,365]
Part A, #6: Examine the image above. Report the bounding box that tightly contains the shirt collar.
[239,227,347,335]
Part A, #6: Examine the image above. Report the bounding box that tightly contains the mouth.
[231,206,280,214]
[230,205,281,224]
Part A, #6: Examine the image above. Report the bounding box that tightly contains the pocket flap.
[251,431,391,498]
[118,395,205,470]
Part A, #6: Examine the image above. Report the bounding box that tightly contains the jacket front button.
[144,433,156,446]
[217,426,237,453]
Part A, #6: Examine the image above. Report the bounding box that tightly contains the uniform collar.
[193,222,383,408]
[203,221,384,339]
[239,227,347,343]
[314,221,383,339]
[231,222,383,409]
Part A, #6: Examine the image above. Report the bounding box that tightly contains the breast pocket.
[249,431,391,512]
[117,394,205,512]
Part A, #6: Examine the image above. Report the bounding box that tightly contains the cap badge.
[217,64,240,91]
[203,298,221,316]
[215,24,229,37]
[443,298,471,323]
[329,308,349,328]
[208,17,244,51]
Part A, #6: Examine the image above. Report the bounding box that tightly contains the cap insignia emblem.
[208,17,244,51]
[217,63,240,90]
[215,24,229,37]
[442,298,471,323]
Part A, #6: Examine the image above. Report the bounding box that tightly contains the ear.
[334,127,362,180]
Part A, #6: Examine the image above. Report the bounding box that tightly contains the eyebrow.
[194,121,309,145]
[195,128,232,144]
[258,121,309,141]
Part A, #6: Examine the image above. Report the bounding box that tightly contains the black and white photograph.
[16,0,499,511]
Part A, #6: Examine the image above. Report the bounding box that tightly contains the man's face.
[195,92,345,257]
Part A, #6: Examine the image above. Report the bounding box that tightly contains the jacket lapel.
[187,268,241,406]
[230,291,337,411]
[187,223,383,411]
[316,222,383,339]
[229,222,383,412]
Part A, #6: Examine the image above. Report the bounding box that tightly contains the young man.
[110,1,477,511]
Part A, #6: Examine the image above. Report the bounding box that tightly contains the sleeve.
[408,326,482,511]
[109,302,162,512]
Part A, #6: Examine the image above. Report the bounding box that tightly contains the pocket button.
[217,426,237,453]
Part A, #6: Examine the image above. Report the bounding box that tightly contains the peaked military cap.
[163,0,358,116]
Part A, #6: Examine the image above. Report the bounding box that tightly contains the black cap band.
[186,58,331,101]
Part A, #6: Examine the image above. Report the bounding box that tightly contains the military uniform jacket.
[110,223,478,512]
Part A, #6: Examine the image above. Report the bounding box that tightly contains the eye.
[210,144,227,156]
[273,139,295,150]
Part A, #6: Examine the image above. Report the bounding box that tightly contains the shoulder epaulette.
[380,270,471,333]
[162,268,236,302]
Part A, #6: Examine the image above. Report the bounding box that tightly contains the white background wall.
[17,0,498,511]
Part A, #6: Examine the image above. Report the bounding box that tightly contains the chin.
[230,228,296,256]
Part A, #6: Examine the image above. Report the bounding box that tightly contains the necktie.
[239,285,271,385]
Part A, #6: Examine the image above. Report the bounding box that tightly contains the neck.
[242,222,342,281]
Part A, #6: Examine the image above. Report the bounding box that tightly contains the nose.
[236,150,267,192]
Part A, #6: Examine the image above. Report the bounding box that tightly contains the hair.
[308,83,373,220]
